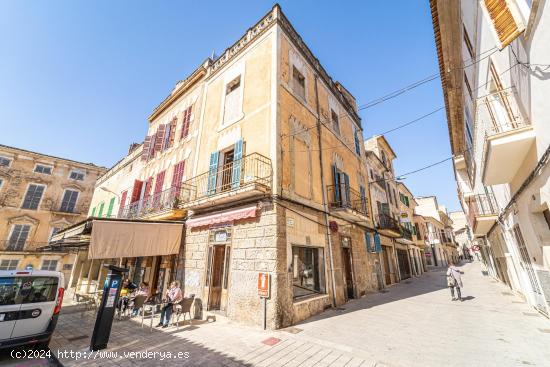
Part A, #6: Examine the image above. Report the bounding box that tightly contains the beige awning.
[89,220,183,260]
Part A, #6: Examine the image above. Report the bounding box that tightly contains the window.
[0,259,19,271]
[482,0,525,49]
[180,106,192,140]
[353,126,361,155]
[106,197,115,218]
[50,227,61,241]
[34,164,52,175]
[292,66,306,100]
[0,276,59,305]
[331,109,340,134]
[41,259,58,271]
[543,209,550,231]
[0,156,11,167]
[59,189,79,213]
[464,73,473,100]
[21,184,45,210]
[171,161,185,190]
[223,76,242,124]
[0,178,3,190]
[292,246,325,299]
[381,151,387,168]
[7,224,31,250]
[69,170,85,181]
[463,25,475,59]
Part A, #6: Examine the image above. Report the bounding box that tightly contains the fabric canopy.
[89,220,183,260]
[186,205,258,228]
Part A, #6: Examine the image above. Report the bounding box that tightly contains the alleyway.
[7,261,547,367]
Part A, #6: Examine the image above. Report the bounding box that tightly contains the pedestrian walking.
[447,263,464,301]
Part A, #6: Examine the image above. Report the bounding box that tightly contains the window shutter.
[98,202,105,217]
[207,151,220,195]
[359,185,367,214]
[483,0,525,49]
[171,161,185,189]
[332,165,340,204]
[148,134,157,160]
[169,117,177,147]
[142,136,152,162]
[118,190,128,217]
[343,172,350,205]
[106,197,115,218]
[91,206,96,217]
[180,106,192,140]
[231,139,244,188]
[143,177,153,199]
[60,190,79,212]
[374,233,382,253]
[364,231,372,253]
[154,125,165,154]
[130,180,143,203]
[354,129,361,155]
[162,124,171,151]
[154,171,165,195]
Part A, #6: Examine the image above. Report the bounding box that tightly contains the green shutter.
[98,202,105,217]
[106,197,115,218]
[364,231,372,252]
[91,207,96,217]
[231,139,243,189]
[207,151,219,195]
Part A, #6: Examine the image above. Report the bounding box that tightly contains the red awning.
[186,205,258,228]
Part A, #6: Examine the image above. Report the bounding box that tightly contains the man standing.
[446,263,464,301]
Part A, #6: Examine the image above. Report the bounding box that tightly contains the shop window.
[292,246,325,299]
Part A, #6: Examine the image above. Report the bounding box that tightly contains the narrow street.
[40,261,550,367]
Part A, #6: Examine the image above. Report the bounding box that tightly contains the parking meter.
[90,265,128,351]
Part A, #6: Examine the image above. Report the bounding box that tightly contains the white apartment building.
[431,0,550,316]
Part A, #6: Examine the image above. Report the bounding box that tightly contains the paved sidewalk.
[41,261,550,366]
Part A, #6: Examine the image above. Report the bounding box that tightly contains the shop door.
[382,247,391,285]
[206,244,232,311]
[397,250,411,279]
[341,245,354,300]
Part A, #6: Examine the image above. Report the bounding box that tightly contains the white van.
[0,270,65,350]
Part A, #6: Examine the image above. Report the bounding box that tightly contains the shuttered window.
[8,224,31,250]
[483,0,525,49]
[22,184,45,210]
[106,197,115,218]
[118,190,128,217]
[91,206,96,217]
[162,123,171,151]
[154,171,165,195]
[142,136,152,162]
[98,202,105,217]
[171,161,185,189]
[223,77,242,124]
[169,117,177,147]
[180,106,192,139]
[59,189,79,213]
[130,180,143,203]
[154,125,165,156]
[143,177,153,199]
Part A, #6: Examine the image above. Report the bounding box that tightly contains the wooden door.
[342,247,354,300]
[207,245,226,310]
[382,247,391,285]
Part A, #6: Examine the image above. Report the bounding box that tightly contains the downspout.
[314,75,337,307]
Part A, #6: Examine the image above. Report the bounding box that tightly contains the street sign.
[258,272,270,298]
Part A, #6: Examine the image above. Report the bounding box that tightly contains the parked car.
[0,270,64,350]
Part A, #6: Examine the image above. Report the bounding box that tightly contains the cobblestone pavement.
[36,261,550,366]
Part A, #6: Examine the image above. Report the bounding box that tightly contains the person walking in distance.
[447,263,464,301]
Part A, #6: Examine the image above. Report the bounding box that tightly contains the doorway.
[220,149,234,192]
[205,228,232,312]
[397,249,411,280]
[382,246,391,285]
[341,237,354,300]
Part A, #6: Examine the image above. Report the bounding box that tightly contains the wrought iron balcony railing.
[467,193,499,226]
[376,213,401,233]
[118,153,272,218]
[1,240,50,252]
[182,153,272,203]
[326,185,368,216]
[479,87,530,139]
[400,225,413,241]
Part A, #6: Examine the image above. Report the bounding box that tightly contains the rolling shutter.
[483,0,525,49]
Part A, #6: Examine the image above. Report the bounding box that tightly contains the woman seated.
[131,282,150,316]
[117,278,137,313]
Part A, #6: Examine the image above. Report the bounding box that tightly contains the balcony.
[468,194,499,236]
[400,225,413,241]
[479,88,536,185]
[1,241,50,253]
[327,185,369,224]
[118,186,190,220]
[180,153,272,210]
[375,213,401,238]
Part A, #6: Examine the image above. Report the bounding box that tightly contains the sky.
[0,1,460,211]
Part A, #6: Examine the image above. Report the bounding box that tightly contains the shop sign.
[258,272,270,298]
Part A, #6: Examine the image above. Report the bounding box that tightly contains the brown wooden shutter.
[154,125,165,154]
[141,136,151,162]
[483,0,525,49]
[130,180,143,203]
[169,117,177,147]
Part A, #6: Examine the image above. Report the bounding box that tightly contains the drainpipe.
[314,75,337,307]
